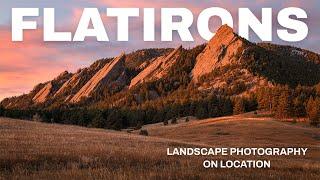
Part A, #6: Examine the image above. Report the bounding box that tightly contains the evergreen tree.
[306,97,320,126]
[195,103,207,119]
[271,87,281,113]
[293,95,306,117]
[276,87,293,119]
[106,110,123,130]
[222,97,233,115]
[0,105,4,116]
[90,111,106,128]
[316,83,320,96]
[233,98,245,115]
[208,96,219,117]
[246,94,258,112]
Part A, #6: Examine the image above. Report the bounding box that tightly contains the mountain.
[70,54,126,103]
[125,48,173,70]
[1,71,72,109]
[0,48,171,109]
[53,59,110,101]
[192,25,320,94]
[192,25,251,81]
[32,71,72,103]
[129,46,182,88]
[191,25,265,94]
[1,25,320,110]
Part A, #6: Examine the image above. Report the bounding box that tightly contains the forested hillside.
[1,25,319,129]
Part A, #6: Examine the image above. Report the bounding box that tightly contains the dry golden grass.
[0,112,319,179]
[142,112,320,147]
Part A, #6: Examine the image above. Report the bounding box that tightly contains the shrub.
[32,113,42,122]
[171,118,177,124]
[292,118,297,124]
[163,119,168,126]
[185,117,189,122]
[134,122,143,130]
[139,129,149,136]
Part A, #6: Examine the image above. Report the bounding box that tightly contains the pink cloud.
[0,27,98,100]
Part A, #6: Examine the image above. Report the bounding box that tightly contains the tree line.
[1,83,319,129]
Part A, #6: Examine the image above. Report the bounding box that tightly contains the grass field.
[0,112,319,179]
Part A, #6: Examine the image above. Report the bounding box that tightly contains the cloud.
[0,26,104,100]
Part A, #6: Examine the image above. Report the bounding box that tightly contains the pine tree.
[257,87,271,110]
[233,98,245,115]
[315,98,320,125]
[91,111,105,128]
[271,86,281,113]
[0,105,4,116]
[208,95,219,117]
[106,110,123,130]
[276,86,292,119]
[293,95,306,117]
[222,97,233,115]
[316,83,320,96]
[195,103,207,119]
[306,97,320,126]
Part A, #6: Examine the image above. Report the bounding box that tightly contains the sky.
[0,0,319,101]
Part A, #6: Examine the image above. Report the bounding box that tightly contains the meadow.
[0,112,319,179]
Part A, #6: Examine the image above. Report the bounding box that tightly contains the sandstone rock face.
[70,54,126,103]
[32,71,71,103]
[129,46,182,88]
[3,25,320,109]
[32,82,53,103]
[53,59,109,100]
[54,69,86,98]
[192,25,251,82]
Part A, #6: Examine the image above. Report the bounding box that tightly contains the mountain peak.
[208,24,240,45]
[214,24,235,37]
[2,24,320,109]
[192,25,250,82]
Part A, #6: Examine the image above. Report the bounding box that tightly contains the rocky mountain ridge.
[2,25,320,109]
[129,46,182,88]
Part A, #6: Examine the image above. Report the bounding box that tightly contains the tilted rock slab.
[70,54,125,103]
[129,46,182,88]
[192,25,251,82]
[32,82,53,103]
